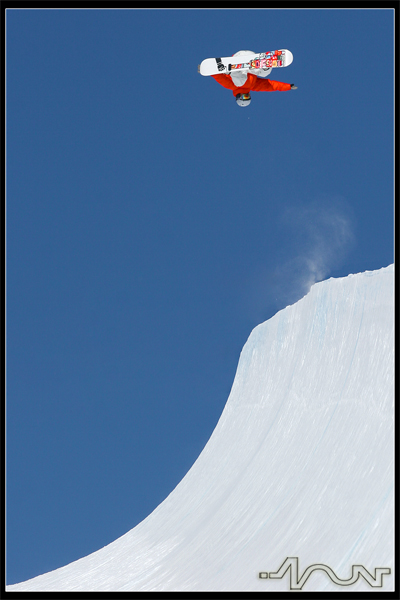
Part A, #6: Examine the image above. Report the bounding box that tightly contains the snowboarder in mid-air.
[203,50,297,107]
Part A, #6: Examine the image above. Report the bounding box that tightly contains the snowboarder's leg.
[253,67,272,78]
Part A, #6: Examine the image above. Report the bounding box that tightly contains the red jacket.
[212,73,291,97]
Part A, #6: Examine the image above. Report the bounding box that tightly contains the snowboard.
[199,49,293,76]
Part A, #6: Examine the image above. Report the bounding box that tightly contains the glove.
[290,84,298,90]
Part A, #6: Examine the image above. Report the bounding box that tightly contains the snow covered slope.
[8,265,394,592]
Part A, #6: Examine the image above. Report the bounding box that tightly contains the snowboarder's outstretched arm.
[211,73,295,96]
[251,78,292,92]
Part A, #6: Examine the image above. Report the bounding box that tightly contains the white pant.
[230,50,272,87]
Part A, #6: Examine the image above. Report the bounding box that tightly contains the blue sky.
[6,8,394,585]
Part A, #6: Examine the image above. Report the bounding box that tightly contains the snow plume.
[280,197,355,300]
[248,197,355,320]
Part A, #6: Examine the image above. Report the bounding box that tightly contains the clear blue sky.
[6,8,394,585]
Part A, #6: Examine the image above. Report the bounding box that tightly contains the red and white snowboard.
[199,49,293,76]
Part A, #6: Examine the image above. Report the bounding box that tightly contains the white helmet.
[235,93,251,107]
